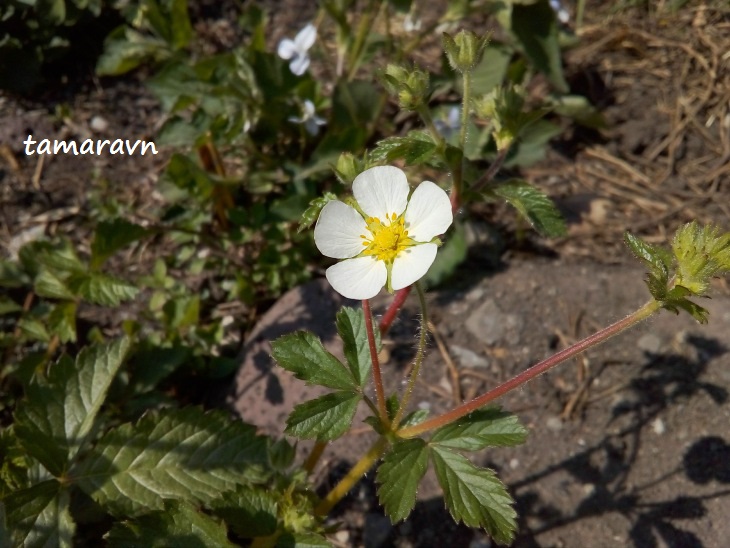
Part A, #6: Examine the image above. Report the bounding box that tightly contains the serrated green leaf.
[624,232,672,276]
[68,272,139,306]
[271,331,357,391]
[431,447,516,544]
[430,408,527,451]
[493,179,566,237]
[107,499,236,548]
[511,1,568,93]
[399,408,430,428]
[14,338,131,474]
[370,133,437,166]
[376,438,429,522]
[285,392,360,441]
[48,301,77,343]
[210,486,278,538]
[424,222,467,287]
[16,317,50,343]
[1,479,67,548]
[19,240,85,276]
[299,193,338,233]
[0,260,29,288]
[336,306,379,387]
[72,407,269,515]
[91,219,150,269]
[34,269,75,300]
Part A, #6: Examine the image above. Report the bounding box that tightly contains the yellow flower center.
[361,213,414,263]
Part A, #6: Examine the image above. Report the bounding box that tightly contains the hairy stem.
[303,441,328,475]
[398,299,661,438]
[363,299,388,422]
[392,283,428,428]
[379,286,412,335]
[315,437,389,515]
[469,146,509,195]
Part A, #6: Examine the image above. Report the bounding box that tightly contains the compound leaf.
[72,407,269,515]
[336,306,379,387]
[494,179,566,237]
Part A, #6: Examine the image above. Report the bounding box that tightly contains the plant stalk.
[392,282,428,427]
[398,299,661,438]
[379,286,412,335]
[363,299,388,422]
[315,436,389,515]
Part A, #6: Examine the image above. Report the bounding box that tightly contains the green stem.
[363,299,388,423]
[459,71,471,151]
[303,441,327,475]
[315,437,389,515]
[392,282,428,428]
[346,0,384,81]
[417,105,446,151]
[398,299,661,438]
[469,146,508,195]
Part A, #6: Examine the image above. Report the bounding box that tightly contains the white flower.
[549,0,570,23]
[314,166,453,300]
[403,13,422,33]
[277,23,316,76]
[434,106,461,140]
[288,100,326,135]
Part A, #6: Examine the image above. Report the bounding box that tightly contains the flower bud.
[380,64,430,111]
[474,85,535,150]
[334,152,360,185]
[442,30,490,73]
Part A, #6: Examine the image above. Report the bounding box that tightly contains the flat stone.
[450,344,490,369]
[465,298,523,345]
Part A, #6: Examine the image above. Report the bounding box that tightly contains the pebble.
[89,115,109,133]
[651,417,666,435]
[450,344,490,369]
[637,333,663,354]
[546,416,564,431]
[465,299,523,345]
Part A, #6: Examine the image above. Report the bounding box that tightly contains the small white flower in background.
[314,166,453,300]
[288,100,326,135]
[277,23,316,76]
[403,13,422,33]
[434,106,461,140]
[549,0,570,24]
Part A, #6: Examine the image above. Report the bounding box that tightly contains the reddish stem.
[363,299,388,421]
[398,300,660,438]
[379,286,412,336]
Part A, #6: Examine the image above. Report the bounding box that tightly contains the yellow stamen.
[361,212,414,263]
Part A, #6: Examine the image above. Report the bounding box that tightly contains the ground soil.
[1,1,728,547]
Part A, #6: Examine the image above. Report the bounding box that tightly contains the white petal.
[277,38,296,60]
[326,257,387,300]
[391,243,437,290]
[353,166,409,220]
[404,181,453,241]
[289,54,310,76]
[314,201,369,259]
[295,23,317,51]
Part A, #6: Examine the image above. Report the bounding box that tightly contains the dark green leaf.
[336,306,379,387]
[431,447,516,544]
[169,0,193,49]
[285,392,361,441]
[271,331,357,391]
[14,338,131,474]
[107,499,236,548]
[298,192,337,233]
[48,301,77,343]
[34,269,74,300]
[494,179,566,237]
[431,408,527,451]
[424,223,467,287]
[371,133,437,166]
[91,219,149,269]
[511,1,568,93]
[210,486,278,538]
[96,28,170,76]
[376,439,429,522]
[2,479,67,548]
[72,408,269,515]
[68,272,139,306]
